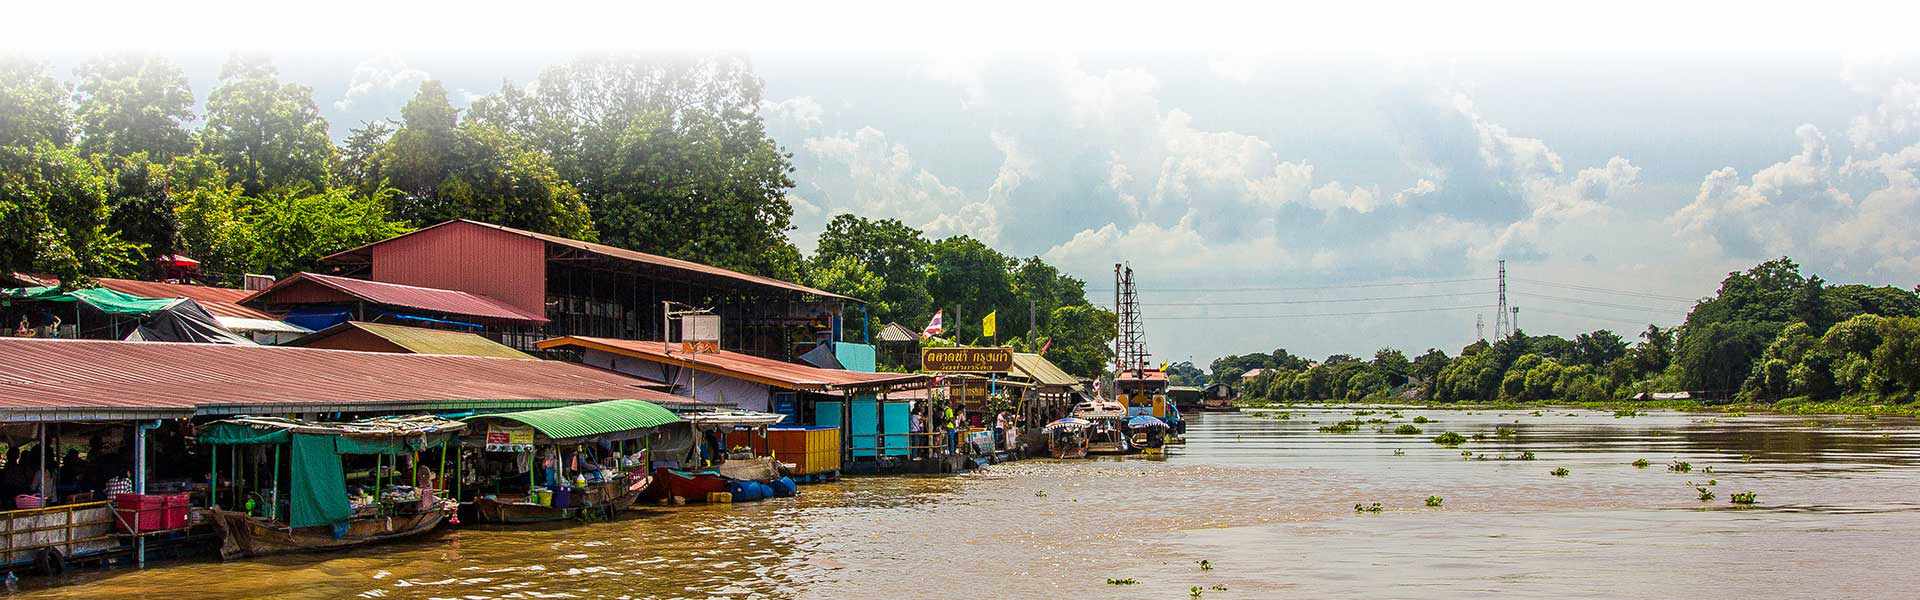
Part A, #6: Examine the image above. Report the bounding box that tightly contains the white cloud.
[763,96,825,135]
[334,54,429,113]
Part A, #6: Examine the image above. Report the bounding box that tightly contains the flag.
[1038,337,1053,355]
[923,309,944,337]
[981,311,997,338]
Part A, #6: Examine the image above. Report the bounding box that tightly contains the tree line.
[0,52,1117,377]
[1201,258,1920,406]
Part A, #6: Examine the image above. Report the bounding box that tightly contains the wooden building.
[313,219,857,359]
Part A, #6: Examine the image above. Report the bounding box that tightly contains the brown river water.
[15,407,1920,599]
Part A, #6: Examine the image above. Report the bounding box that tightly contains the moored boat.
[459,400,682,524]
[1042,417,1091,459]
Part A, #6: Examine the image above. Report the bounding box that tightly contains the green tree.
[1571,329,1628,367]
[1676,320,1778,392]
[102,152,175,264]
[240,187,411,276]
[0,56,72,147]
[381,80,460,221]
[926,235,1016,341]
[474,54,799,277]
[0,142,144,282]
[72,54,195,161]
[337,120,394,196]
[1372,348,1411,387]
[436,123,594,238]
[166,152,252,278]
[811,214,932,325]
[200,54,332,195]
[1870,317,1920,398]
[806,256,885,309]
[1044,304,1117,378]
[1164,361,1205,386]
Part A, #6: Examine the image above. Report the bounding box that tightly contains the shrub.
[1395,424,1423,435]
[1432,432,1467,445]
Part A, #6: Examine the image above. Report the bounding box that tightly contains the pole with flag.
[1038,337,1053,355]
[923,309,944,338]
[982,310,997,345]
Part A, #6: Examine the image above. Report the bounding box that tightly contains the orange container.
[730,427,841,475]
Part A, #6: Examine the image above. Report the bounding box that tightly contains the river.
[16,407,1920,599]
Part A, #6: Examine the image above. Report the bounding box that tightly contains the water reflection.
[17,408,1920,599]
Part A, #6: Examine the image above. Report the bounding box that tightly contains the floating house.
[535,336,929,463]
[307,219,859,358]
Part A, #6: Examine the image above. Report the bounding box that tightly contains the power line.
[1510,291,1688,313]
[1524,306,1670,326]
[1144,304,1498,321]
[1142,291,1483,307]
[1086,276,1496,293]
[1510,277,1698,303]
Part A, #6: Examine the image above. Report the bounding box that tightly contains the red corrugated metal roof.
[94,278,280,321]
[0,338,689,420]
[323,219,852,301]
[243,272,548,324]
[537,336,925,392]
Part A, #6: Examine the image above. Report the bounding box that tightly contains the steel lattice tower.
[1493,260,1510,339]
[1114,263,1144,376]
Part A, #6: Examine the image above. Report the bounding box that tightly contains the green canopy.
[200,416,466,529]
[465,399,682,442]
[1,285,178,315]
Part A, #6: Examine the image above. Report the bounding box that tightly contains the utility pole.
[1511,306,1521,335]
[1476,314,1485,341]
[1029,299,1036,345]
[1493,259,1510,339]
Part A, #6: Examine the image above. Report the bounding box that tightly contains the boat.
[1042,418,1091,459]
[460,400,683,524]
[1127,415,1171,449]
[641,467,731,502]
[1085,416,1135,455]
[209,503,449,559]
[197,415,467,560]
[1199,383,1241,412]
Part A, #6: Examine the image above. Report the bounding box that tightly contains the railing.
[2,501,117,567]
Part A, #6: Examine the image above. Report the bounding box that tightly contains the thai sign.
[922,347,1013,372]
[485,424,535,452]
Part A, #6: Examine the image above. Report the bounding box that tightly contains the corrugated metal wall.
[371,221,547,317]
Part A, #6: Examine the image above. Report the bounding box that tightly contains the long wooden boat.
[1048,435,1089,459]
[208,504,449,560]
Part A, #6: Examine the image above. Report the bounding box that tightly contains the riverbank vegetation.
[0,53,1117,376]
[1215,258,1920,414]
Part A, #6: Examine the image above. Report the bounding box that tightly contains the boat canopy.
[198,415,465,529]
[463,399,682,443]
[200,415,466,453]
[679,409,789,428]
[1127,415,1169,430]
[1043,417,1092,432]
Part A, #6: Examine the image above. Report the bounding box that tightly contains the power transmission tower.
[1493,259,1510,339]
[1114,263,1144,376]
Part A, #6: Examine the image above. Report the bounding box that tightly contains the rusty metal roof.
[243,272,548,324]
[288,321,535,359]
[323,219,852,301]
[0,338,691,422]
[94,278,279,321]
[537,336,926,393]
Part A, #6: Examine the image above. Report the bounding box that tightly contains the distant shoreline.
[1234,397,1920,418]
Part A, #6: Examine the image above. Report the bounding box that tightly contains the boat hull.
[209,506,447,560]
[471,480,645,524]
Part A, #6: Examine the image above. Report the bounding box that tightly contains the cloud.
[763,96,825,136]
[797,126,1004,243]
[334,54,429,113]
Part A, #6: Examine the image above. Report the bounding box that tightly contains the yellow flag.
[982,311,997,338]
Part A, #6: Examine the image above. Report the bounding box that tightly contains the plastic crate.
[113,493,189,533]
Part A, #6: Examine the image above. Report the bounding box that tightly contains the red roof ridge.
[243,271,547,324]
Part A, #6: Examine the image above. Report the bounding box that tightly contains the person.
[13,317,33,338]
[909,412,926,458]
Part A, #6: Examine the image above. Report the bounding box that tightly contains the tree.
[1571,330,1628,367]
[200,54,332,195]
[336,120,393,196]
[435,123,594,239]
[806,256,885,309]
[1870,317,1920,398]
[1165,361,1205,386]
[1675,320,1778,393]
[475,54,799,277]
[1010,256,1089,338]
[1411,348,1450,391]
[240,187,411,276]
[1045,304,1116,378]
[102,152,175,264]
[167,152,249,276]
[73,54,195,161]
[1632,325,1673,376]
[812,214,932,325]
[926,235,1017,341]
[1372,348,1411,387]
[0,56,72,147]
[0,142,144,283]
[381,80,460,221]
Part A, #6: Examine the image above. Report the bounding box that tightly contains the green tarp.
[198,423,293,446]
[290,433,351,528]
[0,285,178,315]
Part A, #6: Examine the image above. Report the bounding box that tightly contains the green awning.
[1,285,179,315]
[465,399,682,442]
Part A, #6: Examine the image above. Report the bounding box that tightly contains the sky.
[14,2,1920,368]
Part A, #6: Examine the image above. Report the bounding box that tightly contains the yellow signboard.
[485,424,535,452]
[922,347,1014,372]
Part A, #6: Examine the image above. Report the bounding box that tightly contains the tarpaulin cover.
[199,422,294,445]
[290,433,352,528]
[331,433,452,455]
[2,286,178,315]
[125,298,257,345]
[283,306,354,332]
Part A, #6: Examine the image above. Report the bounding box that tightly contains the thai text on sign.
[922,347,1014,372]
[485,424,535,452]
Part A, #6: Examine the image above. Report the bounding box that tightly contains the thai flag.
[923,309,944,337]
